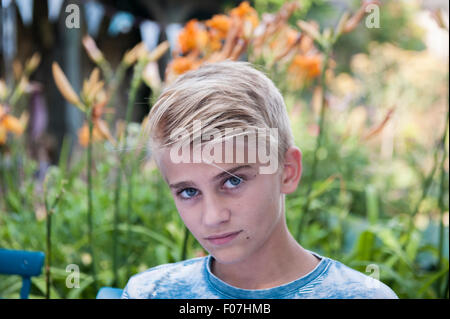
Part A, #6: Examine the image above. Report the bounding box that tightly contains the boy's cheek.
[176,206,201,231]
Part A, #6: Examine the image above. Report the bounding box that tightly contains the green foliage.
[1,0,448,300]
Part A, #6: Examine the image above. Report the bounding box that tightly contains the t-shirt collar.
[203,250,330,299]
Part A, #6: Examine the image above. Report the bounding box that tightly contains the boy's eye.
[179,188,199,199]
[223,176,243,189]
[177,176,244,200]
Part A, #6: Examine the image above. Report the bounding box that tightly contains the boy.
[122,61,398,299]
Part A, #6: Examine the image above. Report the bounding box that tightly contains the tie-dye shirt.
[121,251,398,299]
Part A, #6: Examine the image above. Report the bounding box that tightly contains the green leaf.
[31,277,61,299]
[353,230,375,261]
[6,192,21,213]
[365,185,379,225]
[112,223,178,251]
[66,276,94,299]
[371,225,414,270]
[417,268,449,297]
[0,276,22,298]
[310,175,337,200]
[405,230,422,261]
[155,244,169,265]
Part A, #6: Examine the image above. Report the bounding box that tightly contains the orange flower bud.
[25,53,41,74]
[0,125,6,144]
[431,9,448,31]
[123,42,147,66]
[13,60,23,80]
[2,114,24,135]
[78,122,103,147]
[297,20,321,43]
[52,62,84,111]
[148,41,170,62]
[82,35,104,63]
[142,62,162,92]
[344,1,380,34]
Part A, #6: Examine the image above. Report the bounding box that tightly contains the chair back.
[0,248,45,299]
[96,287,124,299]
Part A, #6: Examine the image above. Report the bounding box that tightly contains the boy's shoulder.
[316,257,398,299]
[121,256,208,298]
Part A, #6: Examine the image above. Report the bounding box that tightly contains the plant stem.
[43,176,64,299]
[112,162,122,287]
[0,149,5,210]
[44,193,51,299]
[105,62,127,127]
[407,92,449,242]
[126,164,135,279]
[98,59,114,87]
[437,90,449,298]
[112,58,146,286]
[297,46,331,242]
[124,60,146,125]
[410,147,440,221]
[181,226,190,260]
[444,271,449,299]
[87,112,98,291]
[8,81,25,108]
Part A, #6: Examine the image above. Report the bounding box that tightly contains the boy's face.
[157,144,302,264]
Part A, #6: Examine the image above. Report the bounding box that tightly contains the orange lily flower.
[287,54,322,89]
[178,19,209,54]
[289,54,321,78]
[77,96,115,147]
[206,14,231,38]
[0,104,27,145]
[230,1,259,29]
[205,14,232,52]
[171,56,198,74]
[165,55,202,84]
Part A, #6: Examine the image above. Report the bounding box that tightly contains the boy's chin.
[210,248,248,265]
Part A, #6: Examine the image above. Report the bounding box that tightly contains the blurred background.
[0,0,448,299]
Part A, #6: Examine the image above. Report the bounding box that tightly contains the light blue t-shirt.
[121,251,398,299]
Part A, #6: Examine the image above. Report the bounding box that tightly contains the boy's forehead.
[156,138,257,163]
[152,128,280,178]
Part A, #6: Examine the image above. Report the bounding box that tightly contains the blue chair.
[0,248,45,299]
[96,287,124,299]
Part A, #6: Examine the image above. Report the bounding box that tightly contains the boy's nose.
[201,194,230,227]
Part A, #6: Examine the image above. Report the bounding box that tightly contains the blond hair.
[145,60,294,168]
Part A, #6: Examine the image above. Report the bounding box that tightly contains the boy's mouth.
[204,230,242,245]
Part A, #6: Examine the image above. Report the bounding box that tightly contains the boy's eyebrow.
[168,165,253,189]
[211,164,253,182]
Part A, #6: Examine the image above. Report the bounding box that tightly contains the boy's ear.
[280,146,302,195]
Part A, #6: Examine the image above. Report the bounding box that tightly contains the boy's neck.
[210,216,320,290]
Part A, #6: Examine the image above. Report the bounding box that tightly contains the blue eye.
[179,188,198,199]
[224,176,242,189]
